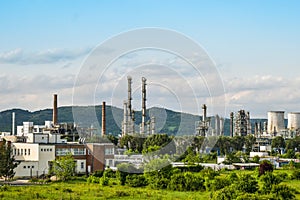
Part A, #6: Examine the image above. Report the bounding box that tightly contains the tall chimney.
[202,104,207,122]
[230,112,234,137]
[53,94,58,125]
[102,101,106,136]
[12,112,15,135]
[141,77,147,134]
[127,76,132,119]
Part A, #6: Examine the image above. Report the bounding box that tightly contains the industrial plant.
[1,76,300,179]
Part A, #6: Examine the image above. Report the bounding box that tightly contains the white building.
[12,143,55,177]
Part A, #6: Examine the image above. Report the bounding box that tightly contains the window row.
[13,148,31,156]
[56,148,85,156]
[41,148,52,152]
[23,165,34,169]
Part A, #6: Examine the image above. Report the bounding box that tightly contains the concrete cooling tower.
[287,112,300,130]
[267,111,285,134]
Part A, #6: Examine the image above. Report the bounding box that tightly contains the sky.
[0,0,300,118]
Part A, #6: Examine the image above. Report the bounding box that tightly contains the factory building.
[230,110,251,137]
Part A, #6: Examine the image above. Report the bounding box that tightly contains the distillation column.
[127,76,132,119]
[141,77,147,134]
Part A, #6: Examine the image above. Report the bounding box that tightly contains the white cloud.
[0,48,92,64]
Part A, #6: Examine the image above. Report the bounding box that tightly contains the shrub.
[260,172,282,194]
[235,174,258,193]
[271,185,296,200]
[291,169,300,180]
[116,170,128,185]
[92,170,104,178]
[228,172,238,182]
[126,174,148,187]
[211,176,231,191]
[168,172,205,191]
[87,175,100,183]
[259,160,273,176]
[210,186,237,200]
[100,176,109,186]
[103,168,115,178]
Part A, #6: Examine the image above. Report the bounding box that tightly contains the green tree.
[143,134,171,152]
[0,140,19,180]
[244,134,256,154]
[272,136,285,153]
[51,153,76,181]
[106,134,118,146]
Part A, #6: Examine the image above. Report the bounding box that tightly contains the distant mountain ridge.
[0,105,269,136]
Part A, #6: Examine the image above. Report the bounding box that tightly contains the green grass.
[2,169,300,200]
[0,180,211,200]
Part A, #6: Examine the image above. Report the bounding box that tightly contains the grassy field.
[1,169,300,200]
[0,180,211,200]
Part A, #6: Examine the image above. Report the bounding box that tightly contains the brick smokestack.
[102,101,106,136]
[53,94,58,125]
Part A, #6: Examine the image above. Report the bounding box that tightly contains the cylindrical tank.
[267,111,285,134]
[287,112,300,130]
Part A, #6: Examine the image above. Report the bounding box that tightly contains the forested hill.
[0,106,269,136]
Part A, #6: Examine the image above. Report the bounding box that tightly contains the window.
[41,149,43,152]
[56,148,70,156]
[28,149,30,155]
[32,166,34,168]
[14,149,16,155]
[27,166,30,168]
[24,149,27,156]
[105,147,114,155]
[23,166,26,169]
[17,149,20,155]
[21,149,23,155]
[81,162,84,169]
[50,148,52,152]
[73,148,85,155]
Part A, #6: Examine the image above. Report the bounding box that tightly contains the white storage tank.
[267,111,285,134]
[287,112,300,130]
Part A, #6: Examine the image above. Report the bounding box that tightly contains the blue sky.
[0,0,299,118]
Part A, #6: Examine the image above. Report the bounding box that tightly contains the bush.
[259,160,273,176]
[103,168,115,178]
[210,186,237,200]
[92,170,104,178]
[235,174,258,193]
[260,172,282,194]
[228,172,238,182]
[87,175,100,183]
[211,176,231,191]
[291,169,300,180]
[168,172,205,191]
[126,174,148,187]
[116,170,128,185]
[271,185,296,200]
[100,176,109,186]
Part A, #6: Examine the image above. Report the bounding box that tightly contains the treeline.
[111,134,300,161]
